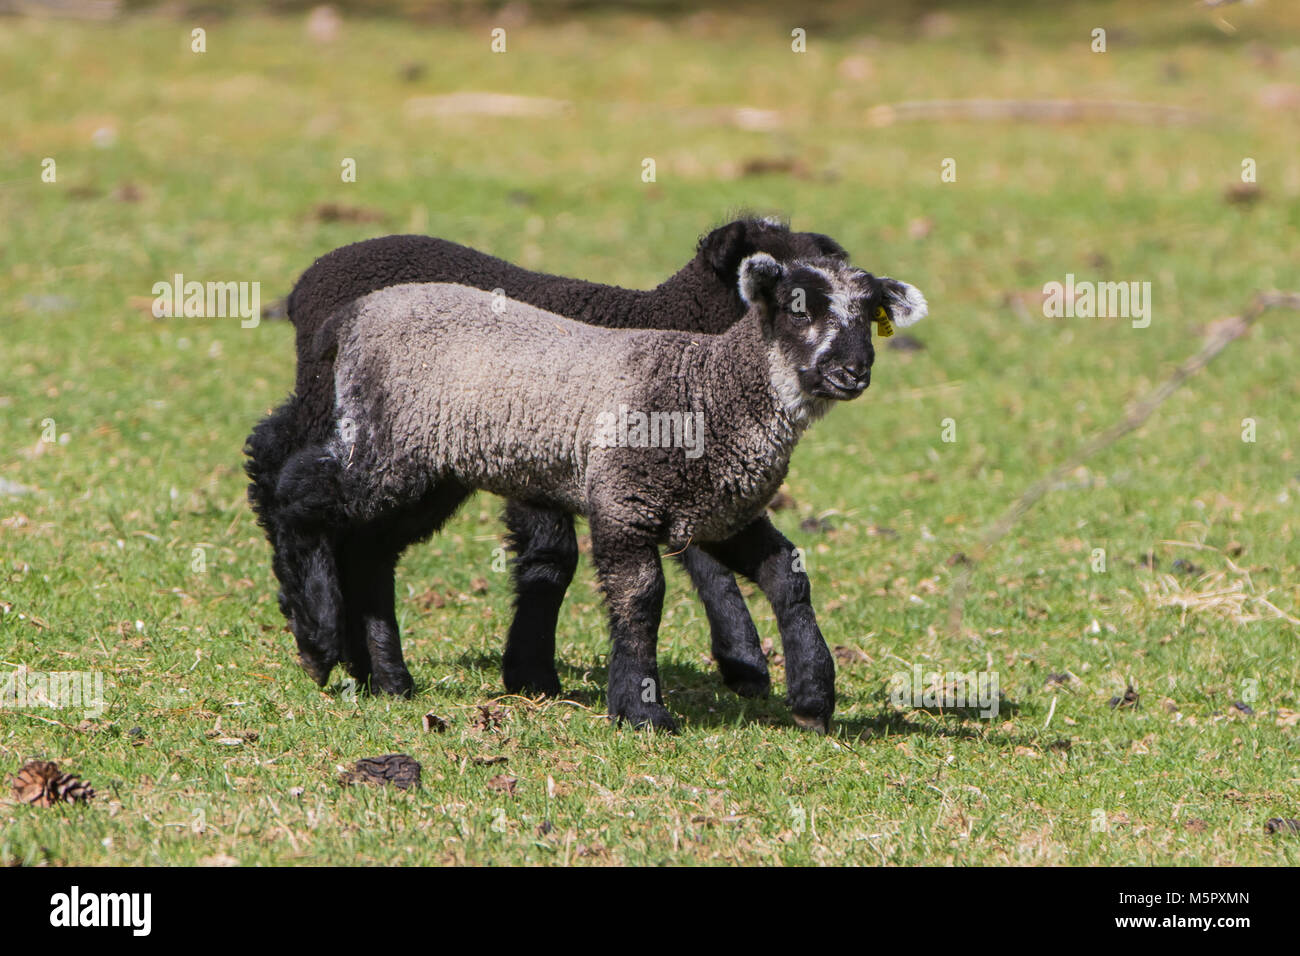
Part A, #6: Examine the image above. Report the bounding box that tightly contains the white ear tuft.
[738,252,782,308]
[881,279,928,328]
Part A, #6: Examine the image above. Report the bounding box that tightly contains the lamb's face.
[740,254,927,402]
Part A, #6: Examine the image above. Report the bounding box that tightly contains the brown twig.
[663,536,694,557]
[947,291,1300,637]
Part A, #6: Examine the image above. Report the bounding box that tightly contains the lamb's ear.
[811,232,850,262]
[878,277,928,328]
[738,252,783,318]
[700,220,754,281]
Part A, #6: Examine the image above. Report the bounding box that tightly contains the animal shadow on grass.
[333,648,1025,742]
[597,661,1025,737]
[426,650,783,727]
[435,649,1025,738]
[834,702,1023,746]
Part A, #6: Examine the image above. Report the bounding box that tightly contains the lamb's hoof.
[717,658,771,699]
[502,662,563,698]
[298,652,335,687]
[509,680,563,698]
[612,704,680,734]
[370,668,415,698]
[343,663,373,687]
[792,712,830,734]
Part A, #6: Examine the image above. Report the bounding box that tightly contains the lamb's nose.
[844,361,870,383]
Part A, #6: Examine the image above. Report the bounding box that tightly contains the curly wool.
[331,278,822,547]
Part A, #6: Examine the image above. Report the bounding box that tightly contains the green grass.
[2,1,1298,865]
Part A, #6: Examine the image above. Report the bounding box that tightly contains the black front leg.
[674,547,769,698]
[701,517,835,732]
[589,518,676,732]
[339,545,414,698]
[500,501,577,697]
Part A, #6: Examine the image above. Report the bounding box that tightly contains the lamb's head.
[698,217,848,287]
[739,252,927,410]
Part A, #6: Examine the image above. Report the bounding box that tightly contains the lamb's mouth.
[804,369,869,400]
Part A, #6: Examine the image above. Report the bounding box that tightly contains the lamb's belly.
[434,395,590,510]
[457,456,588,514]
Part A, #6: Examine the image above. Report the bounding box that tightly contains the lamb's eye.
[786,286,816,321]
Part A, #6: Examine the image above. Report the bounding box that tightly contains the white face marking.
[808,323,839,366]
[804,263,861,330]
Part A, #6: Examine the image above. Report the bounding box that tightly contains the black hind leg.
[339,479,472,697]
[500,501,577,697]
[675,547,770,698]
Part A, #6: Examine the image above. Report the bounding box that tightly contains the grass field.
[2,1,1298,865]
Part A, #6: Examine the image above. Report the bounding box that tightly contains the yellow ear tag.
[874,305,894,338]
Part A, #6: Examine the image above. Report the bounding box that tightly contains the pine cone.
[339,754,421,790]
[471,705,505,731]
[11,760,96,807]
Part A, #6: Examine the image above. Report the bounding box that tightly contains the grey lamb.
[278,253,927,731]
